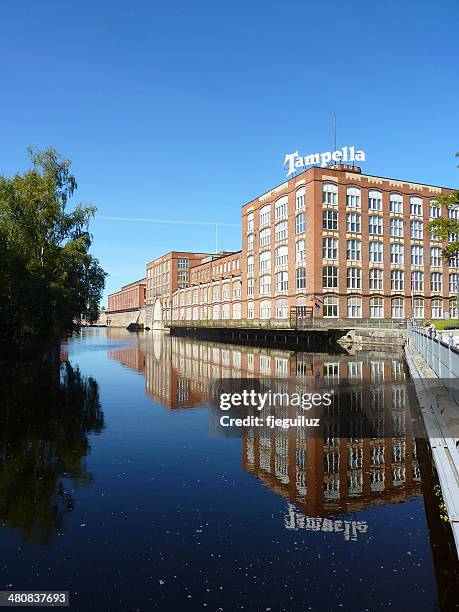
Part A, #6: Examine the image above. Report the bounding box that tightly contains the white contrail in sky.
[96,215,240,227]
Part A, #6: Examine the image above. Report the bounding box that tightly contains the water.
[0,328,457,611]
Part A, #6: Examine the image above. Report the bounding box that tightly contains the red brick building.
[107,278,146,313]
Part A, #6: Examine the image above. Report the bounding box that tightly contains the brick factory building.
[108,163,457,327]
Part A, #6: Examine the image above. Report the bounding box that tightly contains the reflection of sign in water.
[284,503,368,542]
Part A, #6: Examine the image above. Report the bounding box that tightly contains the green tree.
[428,152,459,261]
[0,148,106,347]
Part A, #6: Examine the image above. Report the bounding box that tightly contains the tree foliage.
[428,152,459,261]
[0,148,106,346]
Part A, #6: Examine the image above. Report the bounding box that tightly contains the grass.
[430,319,459,330]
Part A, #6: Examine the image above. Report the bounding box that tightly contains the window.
[323,183,338,205]
[247,234,254,251]
[450,298,458,319]
[259,251,271,273]
[391,270,404,291]
[369,216,383,235]
[247,255,254,276]
[246,212,254,233]
[178,258,189,269]
[346,187,361,208]
[260,300,271,319]
[177,270,189,283]
[369,190,382,211]
[347,267,361,290]
[275,196,288,219]
[275,245,288,267]
[410,197,423,216]
[296,240,305,263]
[323,237,338,260]
[390,243,404,264]
[247,302,254,319]
[347,296,362,318]
[222,284,230,300]
[275,299,288,319]
[369,241,383,263]
[429,200,440,218]
[391,298,404,319]
[323,209,338,230]
[296,213,305,234]
[347,239,361,261]
[431,298,443,319]
[431,272,442,292]
[411,245,423,266]
[449,273,459,293]
[450,256,459,268]
[232,302,241,320]
[449,233,459,243]
[233,281,241,299]
[390,193,403,214]
[221,303,230,319]
[323,266,338,289]
[430,247,442,267]
[324,296,338,318]
[449,205,459,220]
[259,227,271,247]
[275,271,288,293]
[213,304,220,320]
[369,268,383,290]
[259,275,271,296]
[390,217,403,237]
[411,271,424,292]
[296,268,306,289]
[410,220,423,239]
[346,212,361,233]
[370,297,384,318]
[413,298,424,319]
[259,204,271,226]
[247,277,254,297]
[296,187,305,210]
[275,221,288,241]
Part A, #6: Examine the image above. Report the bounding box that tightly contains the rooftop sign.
[284,146,366,177]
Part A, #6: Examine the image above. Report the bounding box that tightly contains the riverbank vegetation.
[0,148,106,353]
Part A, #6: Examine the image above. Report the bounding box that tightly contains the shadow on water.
[0,357,104,544]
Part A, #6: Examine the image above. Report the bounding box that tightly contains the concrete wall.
[106,308,145,328]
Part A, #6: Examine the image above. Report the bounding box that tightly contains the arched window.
[410,196,423,216]
[212,304,220,320]
[232,280,241,299]
[323,183,338,205]
[323,237,338,260]
[449,298,458,319]
[247,233,254,251]
[391,298,404,319]
[323,266,338,289]
[391,270,404,291]
[368,190,382,211]
[346,186,361,208]
[259,250,271,273]
[296,268,306,289]
[390,193,403,214]
[275,196,288,219]
[296,187,305,210]
[430,247,442,267]
[412,271,424,292]
[413,298,424,320]
[232,303,241,320]
[247,255,254,276]
[275,245,288,267]
[247,302,254,319]
[431,272,442,292]
[259,227,271,247]
[347,296,362,318]
[275,271,288,293]
[275,220,288,241]
[370,297,383,318]
[296,239,305,262]
[431,298,443,319]
[246,212,254,233]
[259,275,271,296]
[259,204,271,226]
[275,299,288,319]
[260,300,271,319]
[429,200,440,219]
[324,296,338,318]
[222,303,230,319]
[411,245,423,266]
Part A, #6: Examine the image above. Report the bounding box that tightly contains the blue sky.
[1,0,458,304]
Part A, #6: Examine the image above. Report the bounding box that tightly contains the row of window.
[321,296,452,319]
[322,267,458,292]
[174,281,242,306]
[247,269,307,296]
[323,184,449,217]
[247,190,307,232]
[323,239,459,264]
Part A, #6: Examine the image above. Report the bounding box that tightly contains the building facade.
[107,278,146,313]
[108,163,456,325]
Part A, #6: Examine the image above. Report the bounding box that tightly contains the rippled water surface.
[0,328,457,611]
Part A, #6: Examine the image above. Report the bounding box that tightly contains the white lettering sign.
[284,146,366,177]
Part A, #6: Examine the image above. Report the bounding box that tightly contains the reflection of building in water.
[108,336,421,515]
